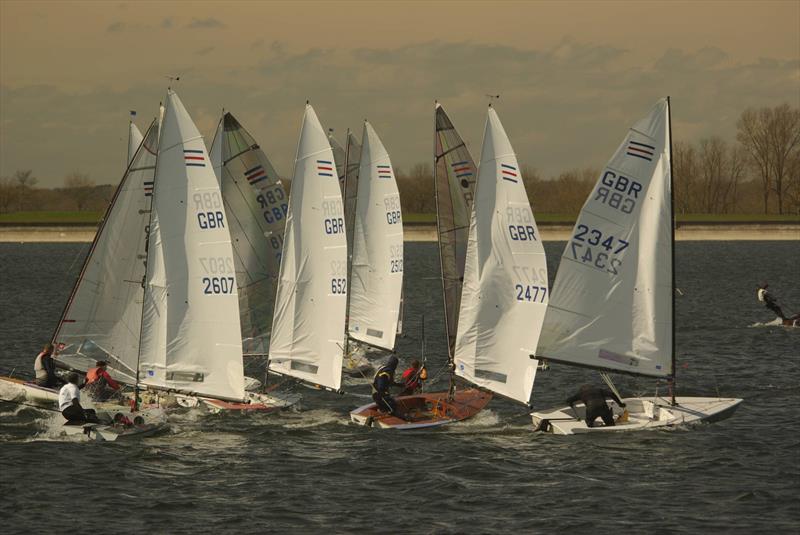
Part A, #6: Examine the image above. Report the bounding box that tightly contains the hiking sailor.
[83,361,122,401]
[58,373,99,423]
[566,384,627,428]
[757,282,786,319]
[33,343,62,388]
[371,356,404,414]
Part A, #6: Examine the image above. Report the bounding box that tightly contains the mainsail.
[434,103,478,356]
[138,90,245,401]
[53,120,159,383]
[347,122,404,351]
[537,98,672,378]
[128,122,144,166]
[209,112,288,354]
[268,104,347,391]
[453,107,547,404]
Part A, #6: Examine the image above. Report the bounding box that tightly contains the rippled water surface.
[1,241,798,534]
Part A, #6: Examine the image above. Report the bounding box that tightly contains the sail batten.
[537,99,672,378]
[347,122,404,351]
[268,105,346,391]
[453,107,547,405]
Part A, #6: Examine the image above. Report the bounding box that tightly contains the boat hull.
[350,388,492,430]
[531,396,743,435]
[0,376,59,406]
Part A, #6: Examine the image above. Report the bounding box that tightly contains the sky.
[1,0,798,188]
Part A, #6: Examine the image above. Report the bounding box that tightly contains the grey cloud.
[106,21,126,32]
[161,17,173,29]
[2,41,798,188]
[186,17,225,29]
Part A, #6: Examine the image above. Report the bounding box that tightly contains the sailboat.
[209,111,289,368]
[267,103,347,393]
[346,121,405,356]
[530,98,742,434]
[351,105,545,428]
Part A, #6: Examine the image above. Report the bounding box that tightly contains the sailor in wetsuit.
[371,356,404,414]
[567,384,626,428]
[757,283,786,319]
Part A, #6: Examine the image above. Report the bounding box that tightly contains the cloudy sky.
[1,0,798,187]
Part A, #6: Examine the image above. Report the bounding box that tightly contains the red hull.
[350,388,492,429]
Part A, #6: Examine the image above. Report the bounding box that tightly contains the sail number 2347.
[570,224,629,275]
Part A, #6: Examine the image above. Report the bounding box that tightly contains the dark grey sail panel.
[215,112,288,354]
[434,105,477,356]
[343,131,361,256]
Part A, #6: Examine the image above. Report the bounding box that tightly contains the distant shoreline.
[1,222,797,243]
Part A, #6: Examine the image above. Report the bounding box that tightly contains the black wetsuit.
[567,385,625,428]
[763,292,786,319]
[372,363,402,414]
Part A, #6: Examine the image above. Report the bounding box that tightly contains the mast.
[432,102,456,399]
[668,96,676,406]
[342,128,352,360]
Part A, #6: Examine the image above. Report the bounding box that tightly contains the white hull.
[531,396,742,435]
[61,407,168,442]
[0,376,59,406]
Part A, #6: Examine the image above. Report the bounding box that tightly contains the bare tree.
[63,172,96,211]
[737,108,773,213]
[767,103,800,214]
[0,177,14,213]
[673,141,698,213]
[13,170,37,211]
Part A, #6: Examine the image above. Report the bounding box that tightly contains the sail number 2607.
[202,276,235,294]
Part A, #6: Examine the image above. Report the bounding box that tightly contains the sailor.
[58,372,98,423]
[371,355,404,414]
[399,359,427,396]
[84,361,122,401]
[757,283,786,319]
[567,384,626,428]
[33,343,62,388]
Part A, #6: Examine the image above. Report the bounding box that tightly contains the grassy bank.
[1,211,798,226]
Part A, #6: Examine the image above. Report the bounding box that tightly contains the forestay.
[209,112,288,354]
[537,99,672,378]
[53,120,159,384]
[138,90,245,401]
[348,122,404,351]
[128,122,144,166]
[454,107,547,404]
[434,103,478,356]
[269,104,347,391]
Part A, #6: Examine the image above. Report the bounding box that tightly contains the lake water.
[1,241,798,533]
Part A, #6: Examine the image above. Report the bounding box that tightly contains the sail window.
[474,369,508,384]
[166,371,205,382]
[290,361,319,375]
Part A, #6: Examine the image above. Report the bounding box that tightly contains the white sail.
[268,104,346,391]
[53,120,159,383]
[537,99,672,377]
[209,112,288,354]
[347,122,404,350]
[128,122,144,166]
[138,90,245,401]
[453,107,547,404]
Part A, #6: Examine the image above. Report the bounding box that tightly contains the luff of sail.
[138,90,245,401]
[537,98,672,378]
[348,121,404,351]
[434,103,478,356]
[453,107,547,404]
[209,112,288,354]
[128,121,144,166]
[53,119,159,384]
[268,104,347,391]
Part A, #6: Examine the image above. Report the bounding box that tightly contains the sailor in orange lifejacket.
[84,360,121,401]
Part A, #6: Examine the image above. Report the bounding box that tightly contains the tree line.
[2,103,797,217]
